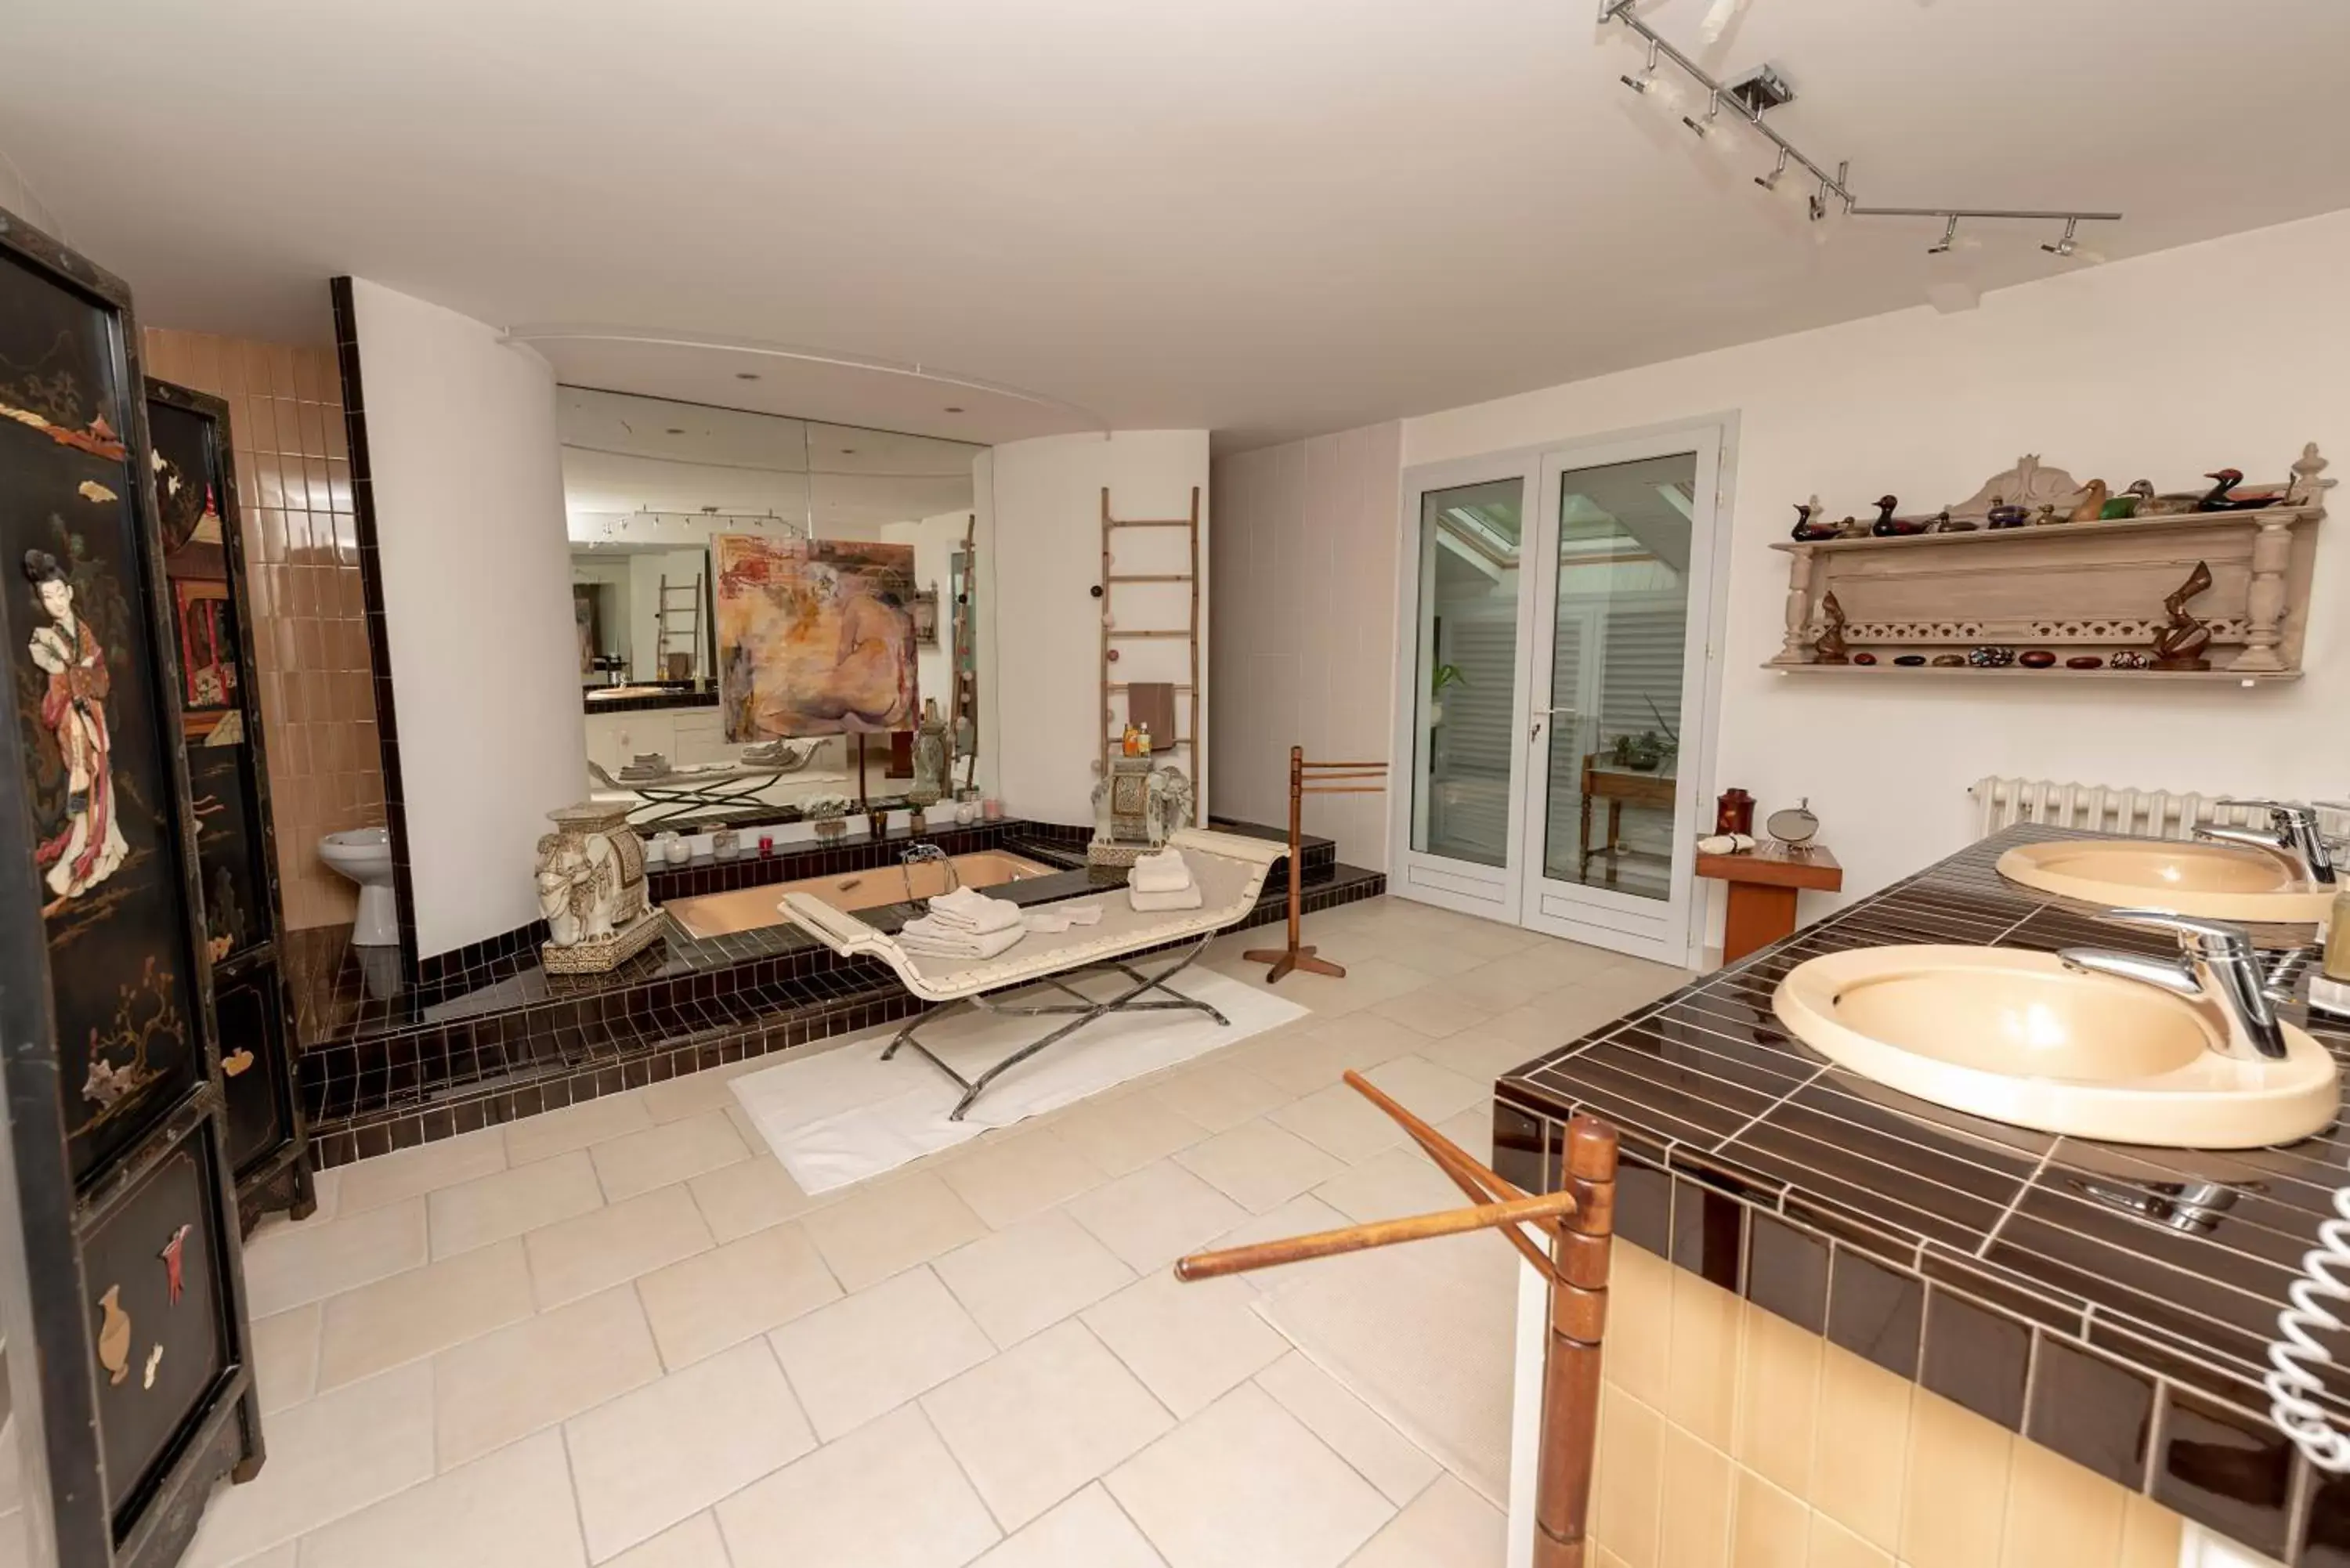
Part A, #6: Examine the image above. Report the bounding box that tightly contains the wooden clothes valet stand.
[1178,1073,1619,1568]
[1246,746,1387,981]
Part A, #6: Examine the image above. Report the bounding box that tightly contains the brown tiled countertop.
[1493,824,2350,1565]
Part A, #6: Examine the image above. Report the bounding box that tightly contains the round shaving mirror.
[1767,797,1820,852]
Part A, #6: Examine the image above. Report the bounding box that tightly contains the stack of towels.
[1126,847,1202,911]
[898,886,1026,960]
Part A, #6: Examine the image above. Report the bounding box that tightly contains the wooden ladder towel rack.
[1245,746,1387,982]
[1177,1073,1618,1568]
[1097,485,1202,826]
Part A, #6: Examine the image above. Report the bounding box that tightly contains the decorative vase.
[909,699,951,807]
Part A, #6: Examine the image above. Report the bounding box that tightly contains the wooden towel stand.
[1177,1073,1618,1568]
[1244,746,1387,982]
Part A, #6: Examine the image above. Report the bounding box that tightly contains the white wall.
[984,432,1210,826]
[1211,422,1401,866]
[880,508,976,750]
[1394,208,2350,929]
[349,278,587,959]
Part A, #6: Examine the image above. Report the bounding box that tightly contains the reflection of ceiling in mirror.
[560,386,983,535]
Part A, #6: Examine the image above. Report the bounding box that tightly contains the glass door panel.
[1519,436,1719,965]
[1408,477,1524,869]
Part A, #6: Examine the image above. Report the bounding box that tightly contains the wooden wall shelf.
[1772,448,2330,681]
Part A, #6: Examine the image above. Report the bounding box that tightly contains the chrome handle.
[2102,908,2255,957]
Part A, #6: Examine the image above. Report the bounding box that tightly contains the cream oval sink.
[1773,945,2338,1148]
[1997,840,2333,923]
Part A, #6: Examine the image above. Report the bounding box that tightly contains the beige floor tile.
[1148,1059,1290,1133]
[241,1199,428,1317]
[1345,1473,1503,1567]
[972,1483,1167,1568]
[687,1154,827,1242]
[604,1512,730,1568]
[924,1320,1176,1531]
[590,1108,752,1203]
[504,1092,656,1166]
[296,1427,584,1568]
[935,1209,1136,1348]
[1082,1271,1286,1418]
[435,1286,664,1469]
[1416,1026,1550,1084]
[180,1364,434,1567]
[566,1338,815,1560]
[316,1237,534,1390]
[635,1220,842,1368]
[1050,1090,1211,1176]
[1311,1144,1466,1224]
[938,1125,1109,1227]
[249,1302,320,1414]
[803,1170,989,1292]
[429,1151,605,1259]
[642,1056,767,1124]
[1065,1160,1250,1274]
[770,1265,996,1440]
[1366,985,1494,1041]
[1173,1118,1346,1213]
[1253,1352,1439,1508]
[334,1129,508,1215]
[1357,1056,1488,1125]
[1444,955,1576,1013]
[718,1404,1002,1568]
[1239,1022,1415,1099]
[1249,956,1436,1017]
[1106,1382,1391,1568]
[1268,1083,1411,1164]
[526,1183,714,1309]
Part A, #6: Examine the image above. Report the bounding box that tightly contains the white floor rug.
[731,967,1307,1194]
[1254,1229,1523,1507]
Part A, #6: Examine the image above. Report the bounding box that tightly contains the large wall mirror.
[562,388,988,825]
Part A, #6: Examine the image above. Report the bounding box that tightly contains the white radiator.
[1969,776,2290,841]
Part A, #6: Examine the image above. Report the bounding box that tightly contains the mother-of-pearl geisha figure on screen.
[24,547,129,909]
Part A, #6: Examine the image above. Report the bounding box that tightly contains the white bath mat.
[1254,1229,1523,1506]
[731,967,1306,1194]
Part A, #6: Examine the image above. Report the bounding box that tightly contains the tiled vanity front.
[1495,826,2350,1566]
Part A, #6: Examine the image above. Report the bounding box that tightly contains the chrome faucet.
[2058,910,2289,1063]
[2196,801,2337,889]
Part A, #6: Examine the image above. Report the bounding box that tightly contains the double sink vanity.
[1494,811,2350,1565]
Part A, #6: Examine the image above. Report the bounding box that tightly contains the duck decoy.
[2031,503,2060,526]
[2103,479,2152,519]
[2067,479,2110,523]
[2194,468,2287,511]
[1790,503,1840,542]
[1930,508,1974,533]
[1986,496,2029,529]
[1870,494,1932,537]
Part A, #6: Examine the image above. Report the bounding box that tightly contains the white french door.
[1394,421,1732,966]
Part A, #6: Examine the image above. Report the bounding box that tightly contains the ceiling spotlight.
[1620,38,1661,93]
[943,406,964,414]
[1680,89,1722,138]
[665,427,685,435]
[1927,215,1959,255]
[1808,184,1829,222]
[1755,148,1790,192]
[735,371,761,381]
[2042,217,2081,257]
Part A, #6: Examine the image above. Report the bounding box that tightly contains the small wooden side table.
[1696,843,1843,963]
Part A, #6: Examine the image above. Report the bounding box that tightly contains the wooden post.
[1536,1115,1618,1568]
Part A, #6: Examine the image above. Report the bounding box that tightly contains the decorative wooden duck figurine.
[2103,479,2153,519]
[1870,494,1932,537]
[2149,560,2216,670]
[2193,468,2286,511]
[97,1284,132,1386]
[2066,479,2110,523]
[1929,508,1972,533]
[1790,503,1840,543]
[1985,495,2029,529]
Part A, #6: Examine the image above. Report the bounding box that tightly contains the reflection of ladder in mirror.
[1098,485,1202,826]
[656,573,702,680]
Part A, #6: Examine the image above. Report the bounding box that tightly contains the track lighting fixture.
[1596,0,2120,255]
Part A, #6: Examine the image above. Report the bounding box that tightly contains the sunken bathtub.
[664,850,1058,938]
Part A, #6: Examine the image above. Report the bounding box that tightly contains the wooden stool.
[1697,841,1843,963]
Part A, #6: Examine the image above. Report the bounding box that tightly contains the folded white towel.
[897,915,1025,959]
[1022,901,1106,934]
[1128,883,1204,912]
[1127,848,1194,894]
[924,885,1024,935]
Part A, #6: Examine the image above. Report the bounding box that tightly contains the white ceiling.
[5,0,2345,449]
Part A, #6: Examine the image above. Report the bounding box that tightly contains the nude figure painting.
[714,535,918,741]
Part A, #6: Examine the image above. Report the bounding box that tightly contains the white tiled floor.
[187,896,1689,1568]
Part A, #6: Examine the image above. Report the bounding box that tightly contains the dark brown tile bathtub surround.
[1495,823,2350,1562]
